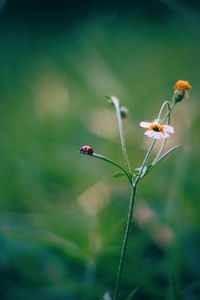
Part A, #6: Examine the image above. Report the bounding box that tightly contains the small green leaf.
[154,144,181,165]
[124,287,139,300]
[113,172,125,178]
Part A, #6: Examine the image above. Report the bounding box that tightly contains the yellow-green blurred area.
[0,0,200,299]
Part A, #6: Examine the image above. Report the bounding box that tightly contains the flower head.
[173,80,192,103]
[140,120,174,139]
[173,80,192,92]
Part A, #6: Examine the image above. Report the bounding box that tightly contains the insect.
[80,145,93,155]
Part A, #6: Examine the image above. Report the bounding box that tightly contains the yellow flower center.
[149,124,164,133]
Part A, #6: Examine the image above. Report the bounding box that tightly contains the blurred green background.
[0,0,200,299]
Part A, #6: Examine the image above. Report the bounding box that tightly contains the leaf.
[124,287,139,300]
[113,172,125,178]
[154,144,181,164]
[142,145,181,178]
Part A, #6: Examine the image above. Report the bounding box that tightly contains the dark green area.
[0,1,200,299]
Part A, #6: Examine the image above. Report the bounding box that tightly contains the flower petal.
[163,125,174,133]
[140,121,151,128]
[154,132,162,139]
[152,119,159,125]
[163,131,169,138]
[145,130,154,137]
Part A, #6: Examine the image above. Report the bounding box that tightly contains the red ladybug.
[80,145,93,155]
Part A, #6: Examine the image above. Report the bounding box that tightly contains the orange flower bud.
[173,80,192,103]
[173,80,192,91]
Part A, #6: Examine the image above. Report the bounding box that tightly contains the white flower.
[140,120,174,139]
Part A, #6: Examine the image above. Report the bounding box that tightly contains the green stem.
[113,138,156,299]
[152,139,166,165]
[152,101,171,165]
[163,102,176,123]
[141,144,181,179]
[138,139,156,179]
[157,101,170,121]
[110,96,132,174]
[81,152,132,184]
[151,101,175,167]
[113,182,138,300]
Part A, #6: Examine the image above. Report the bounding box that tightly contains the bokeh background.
[0,0,200,299]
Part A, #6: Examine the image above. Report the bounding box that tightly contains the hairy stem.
[152,139,166,165]
[113,182,138,300]
[113,138,156,299]
[138,139,156,179]
[157,101,170,121]
[163,102,176,123]
[111,96,132,173]
[152,101,171,165]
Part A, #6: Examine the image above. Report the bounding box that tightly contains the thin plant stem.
[150,101,176,167]
[113,182,138,300]
[157,101,170,121]
[152,101,171,165]
[138,139,156,179]
[152,139,166,165]
[142,144,181,178]
[92,153,132,184]
[81,152,132,184]
[163,102,176,123]
[113,138,157,299]
[110,96,132,173]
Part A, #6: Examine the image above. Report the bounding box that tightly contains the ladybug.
[80,145,93,155]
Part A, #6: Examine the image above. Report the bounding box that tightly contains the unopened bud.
[120,106,129,118]
[173,80,192,103]
[174,91,185,103]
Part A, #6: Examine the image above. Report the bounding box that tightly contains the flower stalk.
[113,182,138,300]
[107,96,132,174]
